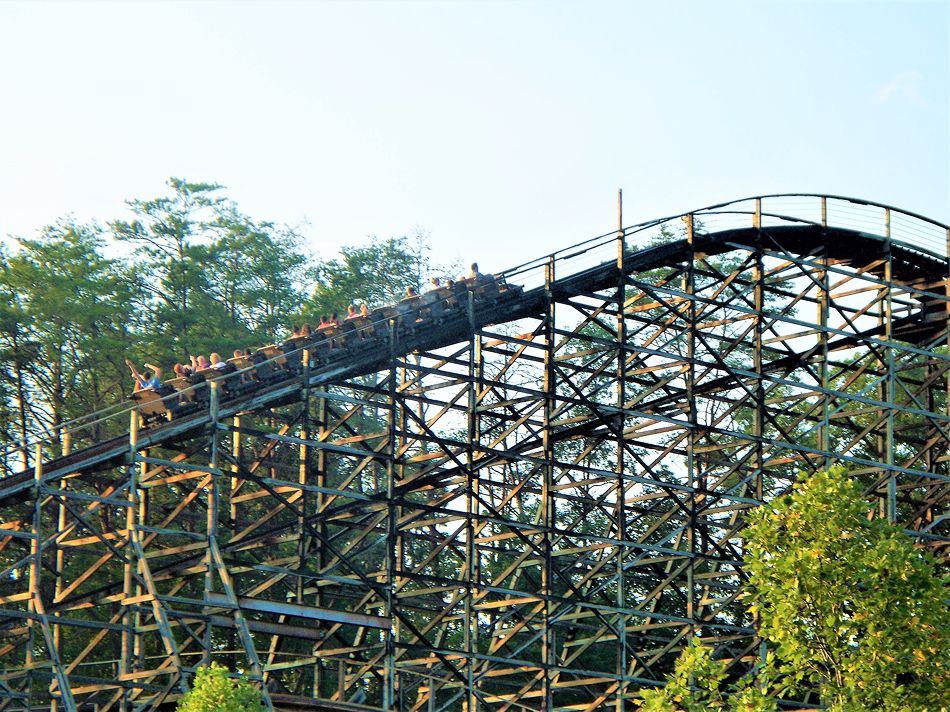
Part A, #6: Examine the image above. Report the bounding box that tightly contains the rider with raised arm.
[126,359,162,392]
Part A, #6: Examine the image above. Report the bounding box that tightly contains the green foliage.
[637,639,777,712]
[112,178,230,361]
[176,663,264,712]
[303,228,459,321]
[204,205,308,343]
[0,220,139,452]
[639,467,950,712]
[744,466,950,711]
[638,638,730,712]
[305,235,419,319]
[0,176,428,463]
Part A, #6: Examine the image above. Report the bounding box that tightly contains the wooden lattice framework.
[1,195,949,712]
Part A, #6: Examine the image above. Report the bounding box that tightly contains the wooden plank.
[205,592,391,631]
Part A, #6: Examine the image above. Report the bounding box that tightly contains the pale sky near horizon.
[0,0,947,272]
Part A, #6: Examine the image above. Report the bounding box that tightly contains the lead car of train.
[131,274,522,426]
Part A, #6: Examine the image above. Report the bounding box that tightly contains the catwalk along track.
[1,195,949,712]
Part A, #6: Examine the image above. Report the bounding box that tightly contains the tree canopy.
[638,467,950,712]
[0,177,451,462]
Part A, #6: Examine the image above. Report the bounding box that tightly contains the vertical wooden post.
[817,202,831,465]
[884,209,896,522]
[26,443,42,699]
[753,200,765,500]
[313,393,328,698]
[204,381,220,666]
[121,411,139,709]
[541,255,556,712]
[297,348,311,609]
[684,213,697,634]
[753,201,768,669]
[230,415,241,531]
[51,431,70,712]
[384,328,399,711]
[464,286,482,712]
[615,188,628,711]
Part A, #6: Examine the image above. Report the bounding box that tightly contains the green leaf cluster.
[176,663,264,712]
[745,466,950,711]
[638,467,950,712]
[638,639,777,712]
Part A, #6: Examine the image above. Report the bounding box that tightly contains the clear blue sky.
[0,0,946,271]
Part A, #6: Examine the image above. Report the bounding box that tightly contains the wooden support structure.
[1,195,949,711]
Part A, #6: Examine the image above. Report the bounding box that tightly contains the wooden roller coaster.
[1,195,949,712]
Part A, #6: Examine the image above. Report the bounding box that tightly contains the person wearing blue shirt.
[126,358,162,392]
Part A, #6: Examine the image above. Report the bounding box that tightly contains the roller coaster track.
[1,195,949,712]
